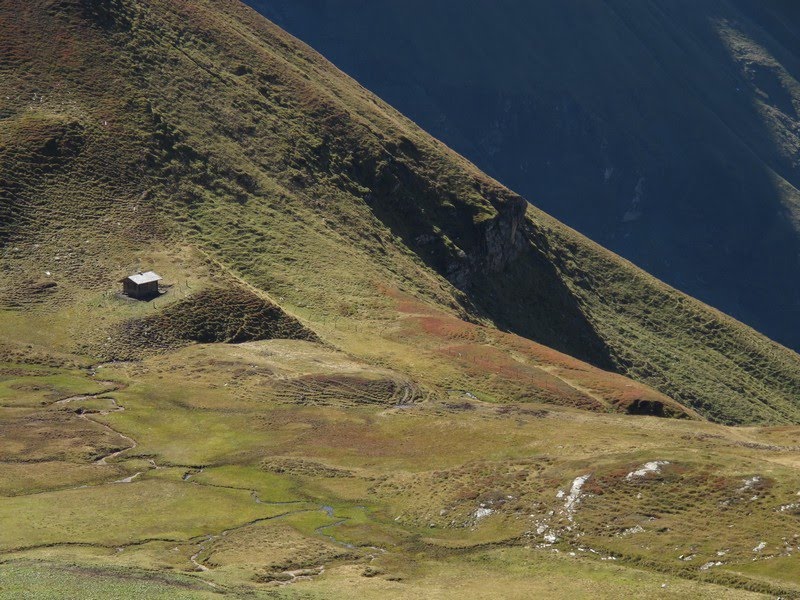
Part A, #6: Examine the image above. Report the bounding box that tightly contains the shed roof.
[121,271,162,285]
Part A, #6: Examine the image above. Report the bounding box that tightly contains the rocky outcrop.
[475,192,527,273]
[444,190,527,289]
[345,134,528,291]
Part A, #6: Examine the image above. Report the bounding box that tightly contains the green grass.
[0,0,800,597]
[0,479,295,551]
[0,369,114,408]
[272,549,770,599]
[0,341,799,595]
[192,465,299,502]
[0,561,219,600]
[0,462,126,497]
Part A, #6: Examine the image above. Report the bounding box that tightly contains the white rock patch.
[474,507,494,520]
[530,474,591,545]
[617,525,644,537]
[563,474,591,521]
[739,476,761,492]
[626,461,669,481]
[543,531,559,544]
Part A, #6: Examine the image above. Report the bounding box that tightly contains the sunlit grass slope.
[1,1,800,597]
[1,0,798,424]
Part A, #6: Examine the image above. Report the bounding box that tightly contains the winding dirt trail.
[537,365,610,408]
[190,538,213,572]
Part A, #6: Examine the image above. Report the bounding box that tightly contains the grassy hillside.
[1,0,797,423]
[253,0,800,353]
[1,0,800,597]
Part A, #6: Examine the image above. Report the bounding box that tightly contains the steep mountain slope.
[1,0,798,425]
[252,0,800,352]
[4,1,800,597]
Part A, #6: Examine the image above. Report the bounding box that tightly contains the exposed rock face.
[445,189,527,289]
[477,192,526,274]
[347,135,527,291]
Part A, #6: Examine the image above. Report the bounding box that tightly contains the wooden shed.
[120,271,162,300]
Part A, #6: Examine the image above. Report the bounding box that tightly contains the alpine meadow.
[1,1,800,598]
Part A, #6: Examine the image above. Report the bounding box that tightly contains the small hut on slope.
[120,271,162,300]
